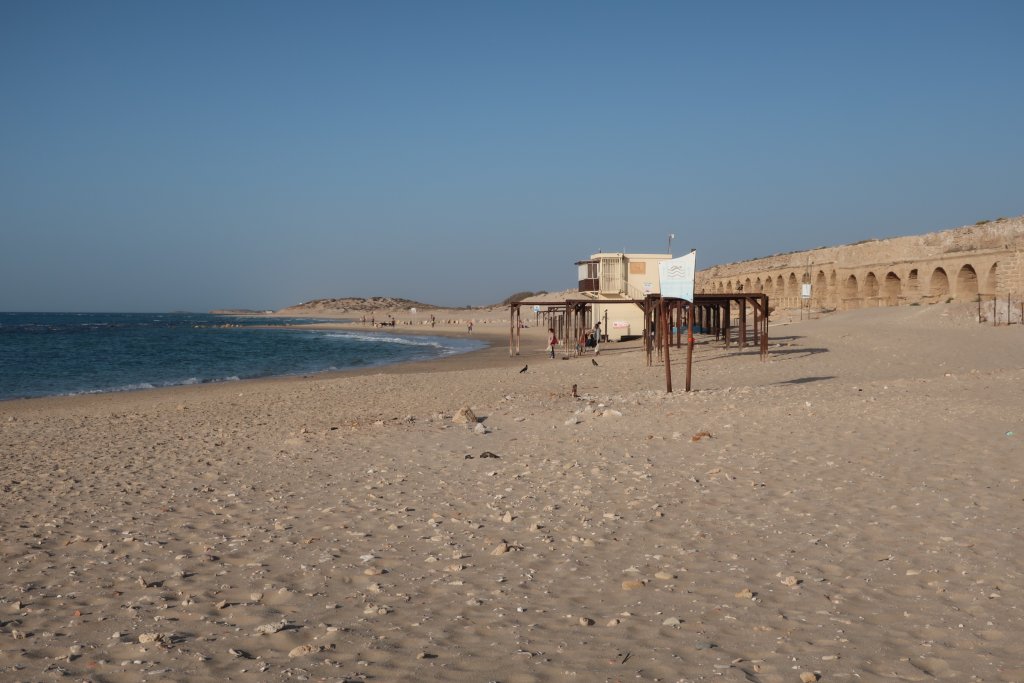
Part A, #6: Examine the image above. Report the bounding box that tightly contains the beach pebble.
[255,620,287,635]
[138,633,163,644]
[800,673,819,683]
[621,579,645,590]
[782,575,800,587]
[662,617,681,626]
[453,407,477,424]
[288,644,319,658]
[695,641,717,650]
[565,416,580,425]
[473,423,488,434]
[579,617,594,626]
[607,618,620,627]
[655,571,675,580]
[364,566,386,575]
[491,542,509,555]
[735,588,754,599]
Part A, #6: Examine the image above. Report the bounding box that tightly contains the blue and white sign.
[659,251,696,302]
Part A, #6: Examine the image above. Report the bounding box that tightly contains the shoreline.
[0,319,543,410]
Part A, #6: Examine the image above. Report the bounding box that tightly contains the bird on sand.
[519,365,528,373]
[591,359,599,366]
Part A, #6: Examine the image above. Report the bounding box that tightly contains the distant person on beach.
[593,322,602,355]
[576,330,588,357]
[468,321,474,334]
[547,328,558,359]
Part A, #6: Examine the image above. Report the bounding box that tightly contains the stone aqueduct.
[696,216,1024,310]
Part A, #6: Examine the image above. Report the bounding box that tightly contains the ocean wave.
[319,331,462,350]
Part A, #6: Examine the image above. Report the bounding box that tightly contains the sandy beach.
[2,303,1022,683]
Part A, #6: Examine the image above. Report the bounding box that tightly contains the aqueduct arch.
[929,268,950,300]
[956,264,978,300]
[882,272,902,304]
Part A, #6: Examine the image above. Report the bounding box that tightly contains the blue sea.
[0,312,486,401]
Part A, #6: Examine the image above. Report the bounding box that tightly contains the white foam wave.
[320,331,451,350]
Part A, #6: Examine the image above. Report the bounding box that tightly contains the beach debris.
[800,673,819,683]
[735,588,754,599]
[578,617,594,626]
[662,617,682,626]
[654,571,676,580]
[606,618,620,627]
[288,644,321,658]
[453,407,477,424]
[491,542,509,555]
[255,619,289,635]
[228,648,251,658]
[479,451,499,459]
[621,579,645,590]
[781,575,800,587]
[137,633,164,644]
[691,430,713,442]
[519,365,528,373]
[473,423,488,435]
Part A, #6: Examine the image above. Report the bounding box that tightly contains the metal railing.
[977,294,1024,325]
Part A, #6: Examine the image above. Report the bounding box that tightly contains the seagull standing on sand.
[520,365,528,373]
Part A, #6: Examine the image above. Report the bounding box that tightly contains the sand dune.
[1,304,1022,682]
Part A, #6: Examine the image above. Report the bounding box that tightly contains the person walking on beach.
[593,321,602,355]
[547,328,558,359]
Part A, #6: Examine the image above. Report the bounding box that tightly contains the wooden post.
[661,297,672,393]
[723,302,731,348]
[644,298,652,366]
[685,302,694,392]
[517,307,522,355]
[739,298,747,348]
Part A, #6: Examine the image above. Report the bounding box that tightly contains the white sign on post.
[801,284,811,299]
[659,251,697,302]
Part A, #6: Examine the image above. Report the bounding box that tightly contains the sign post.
[658,251,697,392]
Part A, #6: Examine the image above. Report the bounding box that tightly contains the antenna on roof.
[668,233,675,256]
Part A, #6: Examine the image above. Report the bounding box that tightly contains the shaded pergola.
[509,292,770,392]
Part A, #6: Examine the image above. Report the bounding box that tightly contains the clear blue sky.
[2,1,1021,312]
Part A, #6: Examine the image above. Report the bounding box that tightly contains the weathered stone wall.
[696,216,1024,310]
